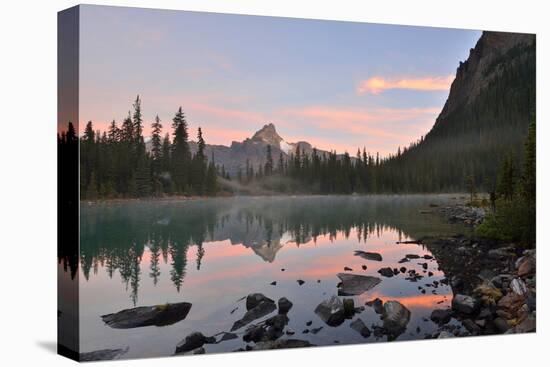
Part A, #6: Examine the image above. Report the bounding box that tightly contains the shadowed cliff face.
[388,30,535,192]
[437,31,535,123]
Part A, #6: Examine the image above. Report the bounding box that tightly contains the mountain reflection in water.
[62,195,470,357]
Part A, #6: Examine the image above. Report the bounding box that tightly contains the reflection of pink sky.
[82,226,449,315]
[359,292,451,309]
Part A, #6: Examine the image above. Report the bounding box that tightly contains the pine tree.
[161,133,171,172]
[132,95,144,141]
[151,115,163,173]
[521,120,535,204]
[171,107,191,193]
[108,120,119,143]
[192,127,207,194]
[497,154,516,201]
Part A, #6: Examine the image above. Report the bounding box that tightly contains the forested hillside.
[374,31,535,192]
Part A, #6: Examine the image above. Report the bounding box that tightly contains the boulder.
[517,256,535,277]
[493,317,511,333]
[278,297,293,314]
[343,298,355,317]
[488,248,512,260]
[354,250,383,261]
[437,331,454,339]
[497,292,524,314]
[101,302,192,329]
[350,318,371,338]
[231,300,277,331]
[510,278,528,296]
[382,301,411,336]
[246,293,274,311]
[243,324,267,343]
[462,319,481,334]
[514,315,536,333]
[175,332,215,354]
[473,284,503,306]
[315,295,346,327]
[337,273,381,296]
[377,267,394,278]
[366,298,384,314]
[430,309,452,325]
[266,314,289,331]
[452,294,479,315]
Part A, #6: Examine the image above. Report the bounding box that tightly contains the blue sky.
[79,5,481,155]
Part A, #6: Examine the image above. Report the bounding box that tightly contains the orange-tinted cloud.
[357,75,454,95]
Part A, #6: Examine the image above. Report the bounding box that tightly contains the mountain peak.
[251,123,283,147]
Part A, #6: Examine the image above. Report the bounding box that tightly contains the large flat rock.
[101,302,192,329]
[337,273,381,296]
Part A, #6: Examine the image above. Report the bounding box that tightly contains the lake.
[63,195,472,358]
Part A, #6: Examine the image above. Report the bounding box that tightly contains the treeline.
[59,96,220,199]
[236,41,535,194]
[476,119,536,246]
[236,144,387,194]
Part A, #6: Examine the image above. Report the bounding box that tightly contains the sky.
[78,5,481,156]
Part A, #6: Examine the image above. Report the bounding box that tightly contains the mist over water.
[69,195,470,358]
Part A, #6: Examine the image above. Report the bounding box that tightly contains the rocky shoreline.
[421,203,536,338]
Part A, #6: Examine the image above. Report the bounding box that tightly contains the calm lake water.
[65,195,471,358]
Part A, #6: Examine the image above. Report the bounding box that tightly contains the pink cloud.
[279,106,439,138]
[357,75,454,95]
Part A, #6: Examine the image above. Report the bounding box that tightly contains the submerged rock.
[377,267,394,278]
[430,309,452,325]
[311,326,324,334]
[354,250,383,261]
[315,295,346,327]
[231,301,277,331]
[218,332,238,342]
[382,301,411,336]
[278,297,293,314]
[350,318,371,338]
[252,339,315,350]
[101,302,192,329]
[80,348,128,361]
[246,293,275,311]
[175,332,215,354]
[337,273,381,296]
